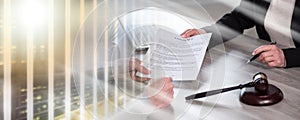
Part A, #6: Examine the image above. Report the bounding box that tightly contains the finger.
[168,88,174,96]
[186,29,199,38]
[180,29,191,36]
[258,51,273,62]
[181,29,192,38]
[252,45,272,55]
[130,58,151,74]
[267,61,278,67]
[260,51,274,58]
[133,76,151,82]
[162,84,174,92]
[165,83,174,90]
[163,77,173,89]
[135,65,150,74]
[182,29,199,38]
[260,56,274,63]
[163,77,173,82]
[130,70,151,82]
[128,58,141,71]
[268,59,285,67]
[129,70,136,79]
[160,81,173,92]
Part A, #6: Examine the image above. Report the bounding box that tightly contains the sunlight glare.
[20,1,46,28]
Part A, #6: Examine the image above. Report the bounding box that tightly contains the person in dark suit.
[181,0,300,68]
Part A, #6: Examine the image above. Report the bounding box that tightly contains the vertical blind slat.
[3,0,12,119]
[104,0,109,119]
[79,0,86,119]
[26,26,34,120]
[92,0,99,119]
[65,0,71,119]
[48,0,54,119]
[113,0,119,112]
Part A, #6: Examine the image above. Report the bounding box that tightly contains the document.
[137,29,212,81]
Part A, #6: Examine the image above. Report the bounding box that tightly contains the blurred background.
[0,0,256,120]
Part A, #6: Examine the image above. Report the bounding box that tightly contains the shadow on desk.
[188,100,228,109]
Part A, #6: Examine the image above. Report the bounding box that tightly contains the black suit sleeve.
[283,48,300,68]
[203,0,256,48]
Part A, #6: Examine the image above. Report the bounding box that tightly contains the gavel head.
[240,72,283,106]
[252,72,269,94]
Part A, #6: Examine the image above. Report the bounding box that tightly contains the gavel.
[186,72,283,106]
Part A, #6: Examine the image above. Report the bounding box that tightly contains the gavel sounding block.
[240,84,283,106]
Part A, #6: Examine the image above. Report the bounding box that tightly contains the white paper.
[137,29,212,81]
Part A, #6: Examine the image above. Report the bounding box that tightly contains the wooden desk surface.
[111,35,300,120]
[173,35,300,120]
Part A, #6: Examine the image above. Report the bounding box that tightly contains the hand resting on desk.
[252,44,286,67]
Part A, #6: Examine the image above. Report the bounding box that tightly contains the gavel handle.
[185,82,253,100]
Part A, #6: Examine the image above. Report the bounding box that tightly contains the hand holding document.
[137,29,212,81]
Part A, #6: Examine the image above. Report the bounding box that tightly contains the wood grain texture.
[179,35,300,120]
[113,35,300,120]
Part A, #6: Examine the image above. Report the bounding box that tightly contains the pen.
[247,41,277,63]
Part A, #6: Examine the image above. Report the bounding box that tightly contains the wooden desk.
[173,35,300,120]
[111,35,300,120]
